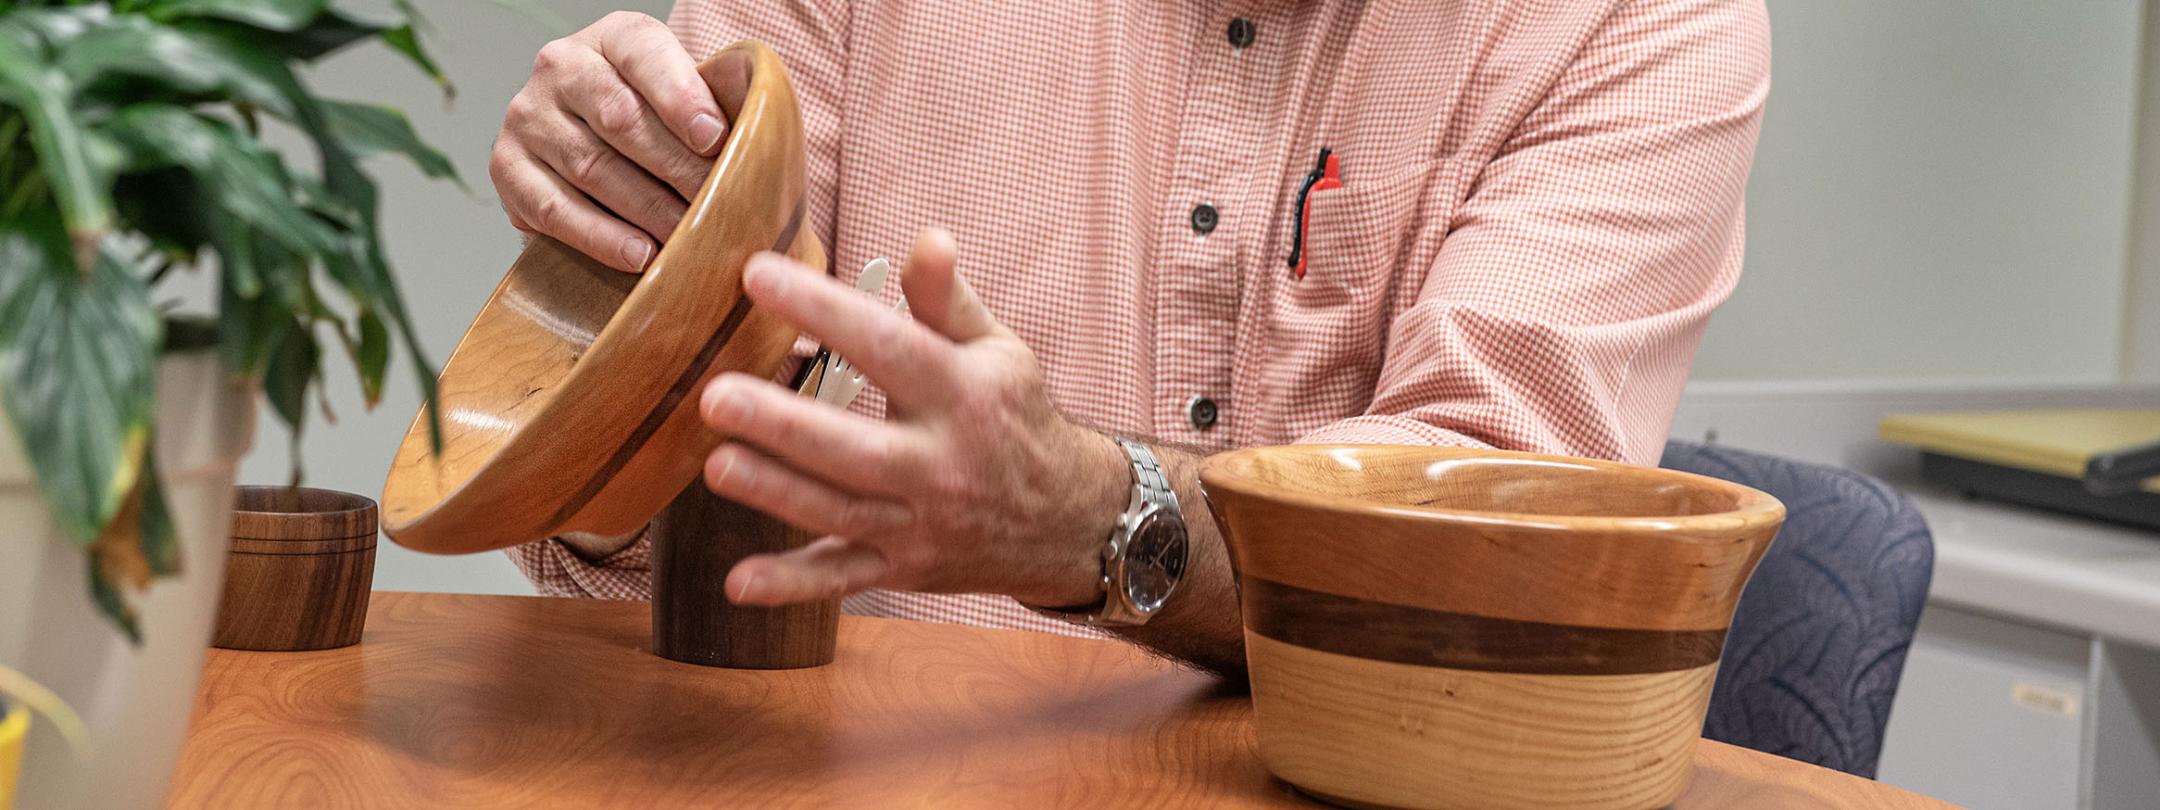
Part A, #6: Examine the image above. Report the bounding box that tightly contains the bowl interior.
[1208,445,1764,521]
[380,248,635,525]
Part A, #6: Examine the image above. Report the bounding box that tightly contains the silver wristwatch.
[1042,439,1191,627]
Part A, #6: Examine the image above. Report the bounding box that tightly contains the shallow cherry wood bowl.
[380,40,825,554]
[1198,445,1786,810]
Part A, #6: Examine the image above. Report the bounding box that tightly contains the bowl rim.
[1197,443,1785,535]
[377,39,803,550]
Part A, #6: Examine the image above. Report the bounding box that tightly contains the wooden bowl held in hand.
[214,486,378,651]
[1199,445,1786,810]
[379,39,824,554]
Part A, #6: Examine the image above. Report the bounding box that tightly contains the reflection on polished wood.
[1201,445,1788,809]
[168,593,1949,809]
[378,38,823,554]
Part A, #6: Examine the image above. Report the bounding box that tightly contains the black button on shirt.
[1187,397,1219,429]
[1227,18,1255,49]
[1190,204,1218,235]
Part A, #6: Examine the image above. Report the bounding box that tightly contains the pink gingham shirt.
[509,0,1771,637]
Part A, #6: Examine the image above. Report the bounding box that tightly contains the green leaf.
[141,0,328,32]
[378,24,449,98]
[88,563,142,644]
[100,105,342,257]
[353,308,387,407]
[217,263,286,374]
[0,212,161,544]
[263,8,390,61]
[0,22,110,265]
[52,14,303,120]
[137,443,179,577]
[262,316,317,434]
[321,99,458,182]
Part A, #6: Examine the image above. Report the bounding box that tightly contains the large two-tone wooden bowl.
[380,40,823,553]
[1199,445,1785,810]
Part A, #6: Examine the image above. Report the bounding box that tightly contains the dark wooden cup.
[649,482,838,669]
[213,486,378,651]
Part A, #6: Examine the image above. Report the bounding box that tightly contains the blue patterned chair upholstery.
[1659,440,1934,778]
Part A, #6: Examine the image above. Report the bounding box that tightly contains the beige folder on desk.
[1879,408,2160,494]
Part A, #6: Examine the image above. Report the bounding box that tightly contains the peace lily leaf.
[54,14,303,119]
[352,308,388,406]
[0,219,161,544]
[86,418,182,647]
[263,316,318,434]
[264,8,391,61]
[137,443,180,577]
[141,0,328,31]
[212,231,307,375]
[90,461,155,634]
[87,557,140,643]
[322,99,459,183]
[0,22,110,266]
[101,105,343,257]
[378,25,448,97]
[379,0,450,98]
[0,0,451,641]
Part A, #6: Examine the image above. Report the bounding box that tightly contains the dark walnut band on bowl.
[1200,444,1784,810]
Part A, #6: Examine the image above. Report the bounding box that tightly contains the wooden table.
[169,593,1952,809]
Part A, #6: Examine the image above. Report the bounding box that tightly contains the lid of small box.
[1879,408,2160,491]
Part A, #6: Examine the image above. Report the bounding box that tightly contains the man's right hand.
[489,12,729,273]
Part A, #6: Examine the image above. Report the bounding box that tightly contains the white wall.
[2125,0,2160,381]
[1692,0,2144,383]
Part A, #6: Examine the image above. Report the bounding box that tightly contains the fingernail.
[690,113,725,154]
[748,254,790,297]
[705,382,747,423]
[730,572,762,604]
[708,446,738,487]
[622,237,653,272]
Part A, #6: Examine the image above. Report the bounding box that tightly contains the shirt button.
[1190,204,1218,235]
[1187,396,1219,430]
[1227,18,1256,49]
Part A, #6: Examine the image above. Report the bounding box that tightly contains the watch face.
[1122,511,1189,614]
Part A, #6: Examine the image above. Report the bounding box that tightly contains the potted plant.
[0,0,452,805]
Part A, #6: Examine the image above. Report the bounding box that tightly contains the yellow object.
[0,701,25,810]
[1879,408,2160,493]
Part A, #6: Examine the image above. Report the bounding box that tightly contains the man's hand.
[696,229,1131,609]
[489,12,732,273]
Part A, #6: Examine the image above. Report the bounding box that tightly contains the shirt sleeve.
[506,529,654,600]
[1296,0,1770,466]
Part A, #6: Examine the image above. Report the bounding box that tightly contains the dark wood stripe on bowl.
[547,199,807,528]
[1242,576,1727,675]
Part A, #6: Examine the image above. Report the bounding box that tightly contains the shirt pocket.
[1258,164,1430,440]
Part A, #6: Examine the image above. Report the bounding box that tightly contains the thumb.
[900,228,999,342]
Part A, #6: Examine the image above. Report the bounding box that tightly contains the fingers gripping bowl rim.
[380,40,826,554]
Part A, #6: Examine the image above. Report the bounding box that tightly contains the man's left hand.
[697,228,1127,609]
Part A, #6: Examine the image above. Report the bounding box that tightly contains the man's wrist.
[557,529,641,563]
[1023,429,1132,610]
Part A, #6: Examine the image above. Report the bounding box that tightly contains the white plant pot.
[0,348,255,809]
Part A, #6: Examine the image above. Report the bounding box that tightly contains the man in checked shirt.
[488,1,1769,675]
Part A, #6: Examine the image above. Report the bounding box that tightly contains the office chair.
[1659,440,1935,779]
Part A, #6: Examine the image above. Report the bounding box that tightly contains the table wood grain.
[167,592,1955,809]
